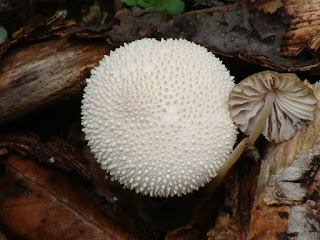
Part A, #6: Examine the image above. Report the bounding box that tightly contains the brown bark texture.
[0,14,110,124]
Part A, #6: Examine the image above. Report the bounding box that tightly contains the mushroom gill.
[213,70,317,187]
[229,70,317,143]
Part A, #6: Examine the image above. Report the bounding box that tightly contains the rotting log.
[0,132,91,180]
[0,37,109,124]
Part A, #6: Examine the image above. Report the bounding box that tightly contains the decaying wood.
[207,147,260,240]
[245,0,320,56]
[0,132,91,180]
[0,12,110,125]
[0,37,109,124]
[281,0,320,56]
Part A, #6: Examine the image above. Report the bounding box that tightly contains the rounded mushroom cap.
[81,38,238,197]
[229,70,317,143]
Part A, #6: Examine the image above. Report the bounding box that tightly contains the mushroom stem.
[215,91,275,186]
[249,91,275,145]
[214,137,251,185]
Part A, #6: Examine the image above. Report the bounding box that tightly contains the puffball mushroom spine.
[81,38,238,197]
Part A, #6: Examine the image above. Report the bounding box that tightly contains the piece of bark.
[0,154,134,240]
[281,0,320,56]
[0,132,91,180]
[0,37,109,124]
[0,13,76,57]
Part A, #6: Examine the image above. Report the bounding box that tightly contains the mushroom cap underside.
[228,70,317,143]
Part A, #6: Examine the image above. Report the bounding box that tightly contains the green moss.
[122,0,185,14]
[0,26,7,43]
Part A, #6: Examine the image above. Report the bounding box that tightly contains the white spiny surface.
[81,38,237,197]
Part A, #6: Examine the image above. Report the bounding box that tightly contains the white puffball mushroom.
[229,70,317,143]
[81,38,238,198]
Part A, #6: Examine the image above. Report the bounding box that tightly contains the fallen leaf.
[109,6,320,72]
[257,0,283,14]
[0,154,135,240]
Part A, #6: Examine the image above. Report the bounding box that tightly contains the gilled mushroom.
[213,71,317,185]
[229,70,317,144]
[216,71,318,181]
[81,38,238,197]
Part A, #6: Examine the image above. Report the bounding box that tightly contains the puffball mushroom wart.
[81,38,238,198]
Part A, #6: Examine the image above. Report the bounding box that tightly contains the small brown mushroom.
[229,70,317,143]
[214,70,317,185]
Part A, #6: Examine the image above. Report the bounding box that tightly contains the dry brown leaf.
[257,0,283,14]
[110,5,320,72]
[244,0,283,13]
[0,154,134,240]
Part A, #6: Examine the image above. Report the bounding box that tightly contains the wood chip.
[281,0,320,56]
